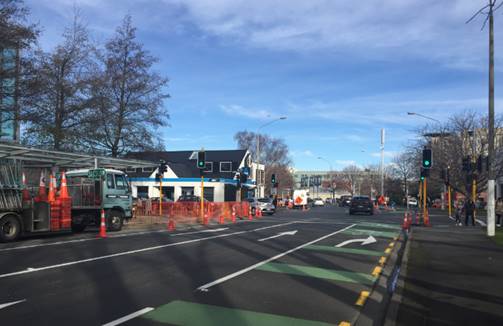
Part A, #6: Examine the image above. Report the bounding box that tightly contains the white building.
[126,150,264,202]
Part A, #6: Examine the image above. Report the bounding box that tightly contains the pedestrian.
[454,200,463,226]
[464,199,476,226]
[496,197,503,227]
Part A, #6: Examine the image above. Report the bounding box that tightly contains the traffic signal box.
[422,148,432,169]
[197,151,206,169]
[420,167,429,181]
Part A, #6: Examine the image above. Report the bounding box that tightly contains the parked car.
[177,195,207,202]
[339,195,352,207]
[246,198,276,215]
[407,197,418,207]
[349,195,374,215]
[313,198,325,206]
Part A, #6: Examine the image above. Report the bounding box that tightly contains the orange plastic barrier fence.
[134,201,251,227]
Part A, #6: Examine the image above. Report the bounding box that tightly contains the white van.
[293,189,310,207]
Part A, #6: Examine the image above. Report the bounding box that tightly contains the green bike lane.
[126,221,403,326]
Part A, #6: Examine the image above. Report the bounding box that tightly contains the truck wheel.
[107,210,124,232]
[0,215,21,242]
[71,224,86,233]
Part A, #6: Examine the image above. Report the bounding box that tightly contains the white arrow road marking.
[197,224,356,291]
[102,307,154,326]
[170,227,229,236]
[0,299,26,310]
[258,230,298,242]
[336,235,377,248]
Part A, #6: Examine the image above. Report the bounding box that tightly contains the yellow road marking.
[385,248,392,254]
[372,266,382,277]
[339,322,351,326]
[379,256,387,266]
[393,236,398,241]
[388,242,395,248]
[355,291,370,306]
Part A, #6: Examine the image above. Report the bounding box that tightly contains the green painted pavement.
[358,222,402,230]
[142,300,335,326]
[342,228,398,239]
[304,245,383,256]
[256,262,376,285]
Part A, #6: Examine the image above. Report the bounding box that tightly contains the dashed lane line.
[102,307,154,326]
[0,299,26,311]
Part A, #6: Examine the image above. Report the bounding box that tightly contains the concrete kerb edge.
[382,229,412,326]
[354,228,410,326]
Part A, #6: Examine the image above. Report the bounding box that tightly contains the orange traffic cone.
[168,219,176,231]
[98,209,107,238]
[231,206,236,223]
[258,208,263,218]
[219,215,224,224]
[248,207,253,221]
[402,213,409,230]
[22,172,31,201]
[203,213,209,225]
[48,174,56,203]
[37,171,47,201]
[59,171,70,199]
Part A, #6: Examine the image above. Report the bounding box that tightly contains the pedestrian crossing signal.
[422,149,432,168]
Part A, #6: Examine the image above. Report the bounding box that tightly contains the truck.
[0,162,133,242]
[292,189,310,208]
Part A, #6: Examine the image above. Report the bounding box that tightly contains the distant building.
[126,150,264,202]
[0,46,20,142]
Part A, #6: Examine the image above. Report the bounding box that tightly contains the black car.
[349,196,374,215]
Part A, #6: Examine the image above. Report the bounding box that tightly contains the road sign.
[87,168,106,179]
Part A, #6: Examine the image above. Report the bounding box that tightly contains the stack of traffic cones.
[48,174,61,231]
[21,172,31,202]
[231,206,236,223]
[58,172,72,229]
[36,171,47,202]
[168,219,176,231]
[98,209,107,238]
[219,215,224,225]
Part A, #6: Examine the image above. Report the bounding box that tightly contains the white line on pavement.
[196,223,357,292]
[0,221,300,279]
[0,299,26,310]
[476,219,487,226]
[102,307,154,326]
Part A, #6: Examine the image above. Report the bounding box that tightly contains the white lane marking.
[335,235,377,248]
[476,219,487,226]
[258,230,298,242]
[196,224,357,291]
[102,307,154,326]
[170,227,228,236]
[0,221,299,279]
[448,216,456,221]
[0,299,26,310]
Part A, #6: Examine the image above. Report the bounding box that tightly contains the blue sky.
[25,0,503,170]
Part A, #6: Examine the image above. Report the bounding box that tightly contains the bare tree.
[21,12,93,150]
[341,165,361,195]
[84,15,169,157]
[391,152,416,200]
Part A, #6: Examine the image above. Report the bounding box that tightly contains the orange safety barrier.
[135,201,255,226]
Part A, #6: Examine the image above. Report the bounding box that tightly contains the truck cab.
[66,169,132,232]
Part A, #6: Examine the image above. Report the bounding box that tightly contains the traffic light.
[271,173,276,185]
[420,168,430,180]
[422,148,432,168]
[158,161,167,174]
[197,151,206,169]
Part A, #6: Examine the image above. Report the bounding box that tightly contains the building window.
[142,167,154,172]
[126,167,136,173]
[181,187,194,196]
[136,186,148,198]
[203,187,214,202]
[220,161,232,172]
[204,162,213,173]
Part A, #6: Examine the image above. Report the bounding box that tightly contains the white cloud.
[220,104,285,120]
[335,159,357,166]
[370,151,398,158]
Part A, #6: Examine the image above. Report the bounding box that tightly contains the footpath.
[386,212,503,326]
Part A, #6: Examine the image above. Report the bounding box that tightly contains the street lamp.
[407,112,441,123]
[256,116,287,197]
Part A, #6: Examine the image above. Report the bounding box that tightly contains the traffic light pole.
[448,185,452,218]
[200,175,204,220]
[423,177,428,224]
[159,178,163,216]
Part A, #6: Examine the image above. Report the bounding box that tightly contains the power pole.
[467,0,500,236]
[380,128,385,196]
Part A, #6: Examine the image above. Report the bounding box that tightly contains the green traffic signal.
[424,160,430,166]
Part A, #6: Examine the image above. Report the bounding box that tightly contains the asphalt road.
[0,206,405,326]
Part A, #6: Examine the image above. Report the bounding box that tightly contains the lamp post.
[407,112,441,123]
[256,116,287,197]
